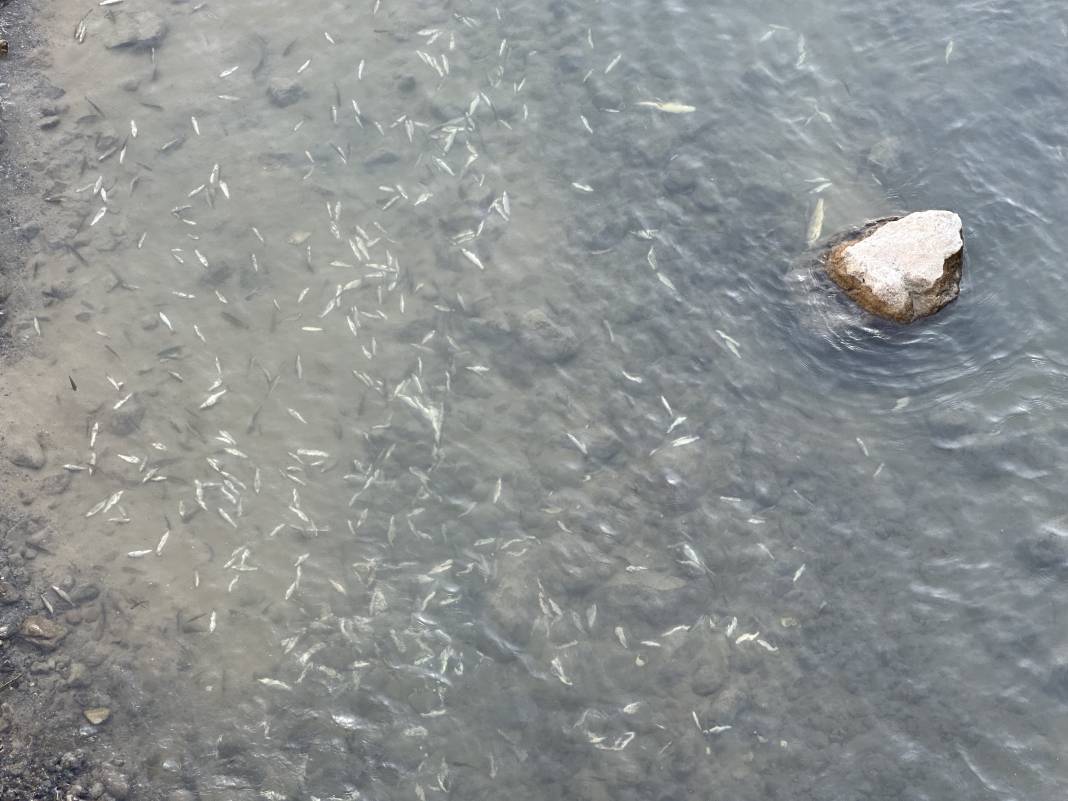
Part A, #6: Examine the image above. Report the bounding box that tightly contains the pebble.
[363,148,400,170]
[1015,533,1067,572]
[266,76,304,107]
[72,583,101,604]
[84,707,111,725]
[26,528,52,551]
[104,10,168,50]
[586,79,622,111]
[664,155,701,195]
[40,471,73,496]
[1047,664,1068,701]
[68,661,90,688]
[18,615,67,651]
[7,430,46,470]
[101,766,129,800]
[429,97,465,121]
[585,424,622,462]
[109,395,146,436]
[0,579,20,605]
[518,309,581,364]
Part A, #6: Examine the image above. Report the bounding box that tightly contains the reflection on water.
[4,0,1068,798]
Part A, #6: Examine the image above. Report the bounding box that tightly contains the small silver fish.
[200,388,227,409]
[806,197,825,245]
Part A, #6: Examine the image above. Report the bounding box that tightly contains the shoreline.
[0,2,140,799]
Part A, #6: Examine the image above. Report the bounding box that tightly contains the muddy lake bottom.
[0,0,1067,799]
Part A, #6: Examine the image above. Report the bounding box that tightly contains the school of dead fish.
[26,0,834,782]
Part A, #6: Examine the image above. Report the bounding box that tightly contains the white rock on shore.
[825,210,964,323]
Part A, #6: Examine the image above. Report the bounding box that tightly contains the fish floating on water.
[634,100,696,114]
[806,197,825,245]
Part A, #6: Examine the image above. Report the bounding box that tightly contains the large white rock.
[825,210,964,323]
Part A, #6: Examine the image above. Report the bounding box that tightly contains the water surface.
[4,0,1068,798]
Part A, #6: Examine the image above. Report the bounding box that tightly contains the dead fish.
[200,388,227,409]
[460,249,485,270]
[635,100,696,114]
[52,585,75,607]
[258,677,293,690]
[806,197,825,245]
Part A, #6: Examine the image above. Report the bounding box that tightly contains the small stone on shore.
[83,707,110,726]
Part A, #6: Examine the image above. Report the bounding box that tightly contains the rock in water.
[518,309,580,363]
[267,77,304,107]
[7,430,45,470]
[824,210,964,323]
[18,615,67,651]
[83,707,110,725]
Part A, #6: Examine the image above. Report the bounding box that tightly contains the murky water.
[4,0,1068,798]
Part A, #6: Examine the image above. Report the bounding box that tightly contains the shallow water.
[3,0,1068,798]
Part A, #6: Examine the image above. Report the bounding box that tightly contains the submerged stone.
[83,707,110,725]
[18,615,67,651]
[1015,533,1068,572]
[267,76,303,107]
[0,579,20,604]
[105,11,168,50]
[518,309,580,363]
[824,210,964,323]
[7,430,46,470]
[110,394,145,436]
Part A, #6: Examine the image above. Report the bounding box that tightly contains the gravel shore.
[0,2,140,798]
